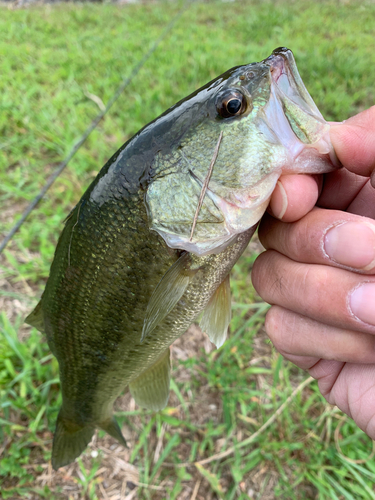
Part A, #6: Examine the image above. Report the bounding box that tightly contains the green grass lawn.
[1,0,375,498]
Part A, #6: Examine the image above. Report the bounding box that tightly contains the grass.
[1,0,375,498]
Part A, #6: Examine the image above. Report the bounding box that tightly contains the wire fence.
[0,1,190,254]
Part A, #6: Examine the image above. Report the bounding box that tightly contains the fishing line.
[0,1,191,255]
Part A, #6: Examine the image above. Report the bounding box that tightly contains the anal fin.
[200,274,231,348]
[129,348,171,411]
[99,417,127,447]
[25,300,45,333]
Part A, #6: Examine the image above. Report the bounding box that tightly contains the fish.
[26,47,339,470]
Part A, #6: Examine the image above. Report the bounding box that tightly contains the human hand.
[252,106,375,438]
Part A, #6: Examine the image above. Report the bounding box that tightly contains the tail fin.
[51,411,95,470]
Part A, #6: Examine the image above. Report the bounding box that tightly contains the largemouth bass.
[26,48,339,470]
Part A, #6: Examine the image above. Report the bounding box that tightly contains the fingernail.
[269,181,288,219]
[324,222,375,270]
[350,283,375,326]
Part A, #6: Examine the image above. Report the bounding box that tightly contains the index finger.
[258,208,375,274]
[268,174,320,222]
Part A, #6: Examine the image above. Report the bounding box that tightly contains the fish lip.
[262,47,325,121]
[262,48,341,169]
[263,47,290,84]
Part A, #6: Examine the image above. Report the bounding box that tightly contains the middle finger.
[252,250,375,334]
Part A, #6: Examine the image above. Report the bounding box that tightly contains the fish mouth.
[263,47,325,122]
[260,47,340,167]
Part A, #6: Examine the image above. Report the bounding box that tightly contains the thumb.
[330,106,375,181]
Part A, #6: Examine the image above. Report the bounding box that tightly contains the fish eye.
[216,90,247,118]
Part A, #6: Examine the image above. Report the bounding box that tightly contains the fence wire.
[0,2,190,254]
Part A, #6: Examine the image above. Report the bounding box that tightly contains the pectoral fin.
[200,274,231,348]
[141,252,196,341]
[129,348,171,411]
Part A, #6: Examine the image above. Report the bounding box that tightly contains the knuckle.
[265,307,289,351]
[299,265,331,309]
[289,218,316,262]
[265,306,301,357]
[251,251,274,295]
[252,250,291,301]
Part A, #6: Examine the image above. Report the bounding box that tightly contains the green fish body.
[26,48,339,470]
